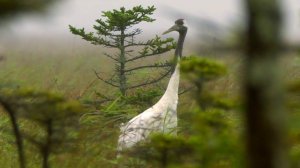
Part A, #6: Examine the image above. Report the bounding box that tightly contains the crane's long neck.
[160,31,186,102]
[175,31,187,59]
[162,61,180,100]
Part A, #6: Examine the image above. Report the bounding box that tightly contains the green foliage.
[180,56,230,109]
[286,80,300,167]
[101,96,136,122]
[287,81,300,93]
[181,56,227,81]
[129,135,194,168]
[95,5,156,32]
[188,109,242,168]
[196,92,236,110]
[124,88,163,106]
[68,6,174,50]
[1,88,81,123]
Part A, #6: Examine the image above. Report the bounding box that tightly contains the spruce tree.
[69,6,176,96]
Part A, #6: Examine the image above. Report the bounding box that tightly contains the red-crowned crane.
[118,19,188,152]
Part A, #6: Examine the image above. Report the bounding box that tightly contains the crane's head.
[163,19,188,35]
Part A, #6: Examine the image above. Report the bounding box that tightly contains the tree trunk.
[42,120,53,168]
[119,29,127,96]
[244,0,288,168]
[0,100,26,168]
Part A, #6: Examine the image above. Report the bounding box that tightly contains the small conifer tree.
[0,88,82,168]
[69,6,176,96]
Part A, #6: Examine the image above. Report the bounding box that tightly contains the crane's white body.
[117,61,180,151]
[117,19,187,152]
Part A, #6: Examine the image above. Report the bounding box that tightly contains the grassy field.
[0,38,300,167]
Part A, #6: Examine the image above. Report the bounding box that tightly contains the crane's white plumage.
[117,19,187,152]
[118,62,180,151]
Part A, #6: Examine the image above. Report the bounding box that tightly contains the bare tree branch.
[179,86,195,95]
[94,91,113,101]
[125,41,151,47]
[93,70,120,88]
[76,78,98,100]
[103,53,120,62]
[124,63,171,73]
[126,52,164,62]
[127,69,172,89]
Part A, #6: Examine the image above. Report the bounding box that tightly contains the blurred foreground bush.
[0,0,59,18]
[0,86,82,168]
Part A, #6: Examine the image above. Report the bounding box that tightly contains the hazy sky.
[1,0,299,43]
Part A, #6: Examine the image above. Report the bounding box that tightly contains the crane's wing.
[117,106,177,151]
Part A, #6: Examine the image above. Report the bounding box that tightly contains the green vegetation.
[2,44,300,167]
[0,88,82,168]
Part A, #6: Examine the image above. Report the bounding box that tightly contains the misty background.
[0,0,299,53]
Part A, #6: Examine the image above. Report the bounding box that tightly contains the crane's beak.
[162,25,178,35]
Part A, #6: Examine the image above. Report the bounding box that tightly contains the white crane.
[117,19,188,152]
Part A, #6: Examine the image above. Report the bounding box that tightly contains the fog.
[0,0,299,46]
